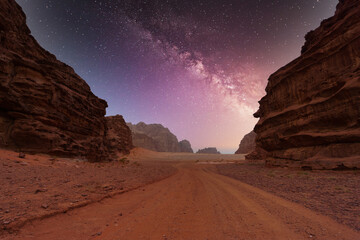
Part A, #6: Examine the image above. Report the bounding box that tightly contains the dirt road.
[4,163,359,240]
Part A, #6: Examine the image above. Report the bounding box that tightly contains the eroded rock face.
[131,132,159,152]
[252,0,360,169]
[179,140,193,153]
[235,131,256,154]
[127,122,182,152]
[197,147,220,154]
[0,1,132,161]
[106,115,133,155]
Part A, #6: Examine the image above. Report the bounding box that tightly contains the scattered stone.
[92,232,102,237]
[18,152,25,158]
[41,204,48,209]
[119,213,123,216]
[35,189,48,194]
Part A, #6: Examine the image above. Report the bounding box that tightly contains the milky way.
[16,0,337,153]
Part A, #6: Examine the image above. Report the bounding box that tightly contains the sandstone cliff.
[252,0,360,169]
[106,115,133,155]
[179,140,194,153]
[197,147,220,154]
[127,122,193,152]
[0,1,132,160]
[235,131,256,154]
[131,132,159,152]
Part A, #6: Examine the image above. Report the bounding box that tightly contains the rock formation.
[127,122,178,152]
[106,115,133,155]
[179,140,194,153]
[251,0,360,169]
[197,147,220,154]
[0,1,132,161]
[131,132,159,152]
[235,131,256,154]
[127,122,193,153]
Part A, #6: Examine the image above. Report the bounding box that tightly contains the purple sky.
[16,0,338,153]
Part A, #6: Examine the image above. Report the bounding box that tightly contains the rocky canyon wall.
[0,0,132,160]
[252,0,360,169]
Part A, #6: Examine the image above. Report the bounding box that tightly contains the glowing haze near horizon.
[16,0,337,153]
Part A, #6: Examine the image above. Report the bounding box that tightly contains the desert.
[0,0,359,239]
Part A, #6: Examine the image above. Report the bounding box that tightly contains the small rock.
[18,152,25,158]
[35,188,48,194]
[92,232,102,236]
[20,161,29,166]
[119,213,123,216]
[41,204,48,209]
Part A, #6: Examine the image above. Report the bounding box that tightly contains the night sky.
[16,0,337,153]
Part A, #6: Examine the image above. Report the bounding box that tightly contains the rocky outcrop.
[131,132,159,152]
[252,0,360,169]
[0,1,132,161]
[106,115,133,155]
[128,122,183,152]
[197,147,220,154]
[179,140,193,153]
[235,131,256,154]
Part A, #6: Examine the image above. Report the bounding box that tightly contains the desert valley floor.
[0,148,359,240]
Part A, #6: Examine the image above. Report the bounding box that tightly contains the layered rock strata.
[106,115,133,155]
[252,0,360,169]
[0,1,132,160]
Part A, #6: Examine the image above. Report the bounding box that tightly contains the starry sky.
[16,0,337,153]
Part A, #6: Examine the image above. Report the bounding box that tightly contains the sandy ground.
[0,149,176,234]
[3,163,359,240]
[128,147,246,162]
[216,162,360,231]
[1,148,359,239]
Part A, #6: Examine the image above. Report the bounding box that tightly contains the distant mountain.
[197,147,220,154]
[179,140,194,153]
[127,122,193,153]
[235,131,256,154]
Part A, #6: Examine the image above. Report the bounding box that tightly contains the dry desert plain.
[0,148,359,239]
